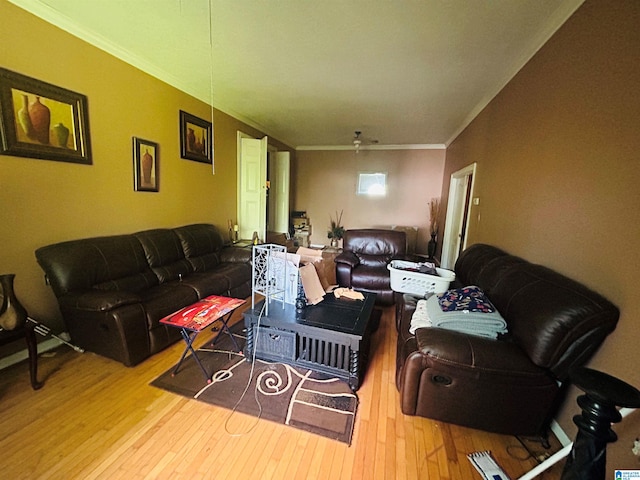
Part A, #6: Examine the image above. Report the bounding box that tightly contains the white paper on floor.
[467,451,511,480]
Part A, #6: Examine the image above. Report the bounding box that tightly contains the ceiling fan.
[352,131,378,153]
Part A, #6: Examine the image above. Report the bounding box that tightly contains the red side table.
[161,296,246,383]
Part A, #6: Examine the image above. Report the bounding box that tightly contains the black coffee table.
[243,292,376,391]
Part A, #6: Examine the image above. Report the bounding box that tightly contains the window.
[357,172,387,196]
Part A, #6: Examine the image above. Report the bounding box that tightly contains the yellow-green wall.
[0,1,292,332]
[444,0,640,471]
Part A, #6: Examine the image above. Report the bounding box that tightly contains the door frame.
[271,151,290,234]
[441,162,477,269]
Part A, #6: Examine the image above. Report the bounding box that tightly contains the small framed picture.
[179,110,212,164]
[133,137,159,192]
[0,67,92,164]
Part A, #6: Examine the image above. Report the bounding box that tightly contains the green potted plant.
[327,210,345,248]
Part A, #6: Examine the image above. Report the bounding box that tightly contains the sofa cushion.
[454,244,525,293]
[35,235,157,297]
[134,229,193,283]
[215,262,252,289]
[179,272,230,298]
[174,223,224,272]
[454,244,506,286]
[58,290,141,312]
[138,282,198,330]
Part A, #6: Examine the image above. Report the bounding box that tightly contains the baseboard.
[550,419,572,446]
[0,337,62,372]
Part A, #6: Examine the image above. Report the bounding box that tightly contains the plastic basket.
[388,260,456,296]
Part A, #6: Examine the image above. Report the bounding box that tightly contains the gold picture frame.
[0,67,92,164]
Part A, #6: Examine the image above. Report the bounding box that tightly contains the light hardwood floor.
[1,302,565,479]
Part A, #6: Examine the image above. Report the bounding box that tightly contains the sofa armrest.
[58,290,141,312]
[334,251,360,268]
[220,246,251,263]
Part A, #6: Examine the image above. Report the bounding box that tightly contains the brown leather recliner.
[395,243,619,437]
[335,229,407,306]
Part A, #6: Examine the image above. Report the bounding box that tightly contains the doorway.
[237,132,290,242]
[237,132,267,241]
[440,163,476,269]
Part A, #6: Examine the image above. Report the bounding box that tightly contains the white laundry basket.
[388,260,455,296]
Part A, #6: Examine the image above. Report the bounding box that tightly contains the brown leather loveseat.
[395,243,619,436]
[35,224,251,367]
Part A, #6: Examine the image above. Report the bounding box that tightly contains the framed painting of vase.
[133,137,159,192]
[179,110,212,164]
[0,67,92,165]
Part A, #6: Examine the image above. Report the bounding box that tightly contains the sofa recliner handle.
[432,374,452,386]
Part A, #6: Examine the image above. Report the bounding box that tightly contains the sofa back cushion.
[343,229,406,267]
[173,224,223,272]
[455,244,520,288]
[35,235,157,297]
[134,229,193,283]
[489,264,618,377]
[455,244,619,380]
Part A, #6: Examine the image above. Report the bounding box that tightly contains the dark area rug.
[150,322,358,444]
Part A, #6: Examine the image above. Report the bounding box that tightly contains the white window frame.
[357,172,387,196]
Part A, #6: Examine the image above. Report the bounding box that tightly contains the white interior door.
[272,151,290,234]
[441,163,476,269]
[237,134,267,241]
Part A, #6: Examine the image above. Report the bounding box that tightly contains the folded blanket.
[438,285,496,313]
[426,295,507,339]
[409,299,431,334]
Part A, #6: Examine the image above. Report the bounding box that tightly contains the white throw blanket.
[410,294,507,339]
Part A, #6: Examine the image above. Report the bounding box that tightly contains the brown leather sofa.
[395,243,619,436]
[335,229,407,306]
[35,224,252,367]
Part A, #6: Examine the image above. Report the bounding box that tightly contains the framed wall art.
[133,137,159,192]
[0,67,92,164]
[179,110,212,164]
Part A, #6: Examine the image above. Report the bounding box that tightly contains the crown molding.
[445,0,585,146]
[9,0,199,98]
[8,0,297,149]
[296,144,446,151]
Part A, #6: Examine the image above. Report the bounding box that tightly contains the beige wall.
[294,149,445,252]
[444,0,640,470]
[0,1,292,334]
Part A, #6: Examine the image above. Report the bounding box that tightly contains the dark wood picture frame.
[0,67,92,164]
[179,110,212,164]
[133,137,159,192]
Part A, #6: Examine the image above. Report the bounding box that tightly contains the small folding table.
[160,295,246,383]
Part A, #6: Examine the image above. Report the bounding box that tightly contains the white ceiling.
[11,0,584,149]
